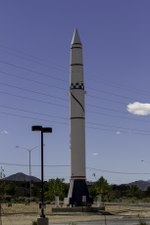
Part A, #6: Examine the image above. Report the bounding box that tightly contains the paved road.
[51,218,150,225]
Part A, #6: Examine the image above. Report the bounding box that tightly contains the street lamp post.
[16,145,39,202]
[32,125,52,218]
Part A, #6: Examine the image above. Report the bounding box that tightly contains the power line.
[0,105,67,120]
[87,76,150,98]
[0,86,150,134]
[87,97,126,106]
[0,90,67,108]
[0,46,66,72]
[0,111,68,125]
[0,162,70,167]
[87,121,150,133]
[0,43,66,71]
[0,162,150,175]
[0,43,148,100]
[0,110,149,136]
[87,167,150,175]
[0,75,133,113]
[0,60,67,83]
[0,77,149,125]
[0,60,150,104]
[0,103,149,135]
[1,42,150,101]
[0,70,66,91]
[12,102,144,126]
[87,110,150,123]
[0,67,148,110]
[0,71,129,106]
[0,76,146,117]
[88,87,135,101]
[0,81,67,102]
[0,75,149,124]
[0,43,149,103]
[87,125,150,135]
[0,58,150,136]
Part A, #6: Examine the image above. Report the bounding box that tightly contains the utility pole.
[16,145,39,202]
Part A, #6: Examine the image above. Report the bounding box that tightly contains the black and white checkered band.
[70,82,84,90]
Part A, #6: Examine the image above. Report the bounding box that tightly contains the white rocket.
[68,29,91,206]
[70,29,86,178]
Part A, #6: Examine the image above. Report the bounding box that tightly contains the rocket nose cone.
[71,29,82,45]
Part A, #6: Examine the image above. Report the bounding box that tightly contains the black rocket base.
[68,179,92,206]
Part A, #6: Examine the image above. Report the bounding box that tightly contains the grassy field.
[0,202,150,225]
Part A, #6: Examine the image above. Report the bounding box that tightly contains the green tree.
[110,184,130,200]
[127,185,142,198]
[32,184,41,199]
[5,182,16,196]
[44,178,69,201]
[89,176,110,201]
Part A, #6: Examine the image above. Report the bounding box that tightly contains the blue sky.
[0,0,150,184]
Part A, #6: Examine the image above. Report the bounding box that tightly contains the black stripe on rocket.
[70,92,85,113]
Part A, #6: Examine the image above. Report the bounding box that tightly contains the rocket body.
[70,29,86,179]
[68,30,91,206]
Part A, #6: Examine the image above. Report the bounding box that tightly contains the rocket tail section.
[68,179,92,206]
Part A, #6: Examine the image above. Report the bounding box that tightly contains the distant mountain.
[128,180,150,191]
[3,172,40,182]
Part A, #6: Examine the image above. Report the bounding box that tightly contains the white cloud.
[116,131,121,135]
[127,102,150,116]
[92,152,99,156]
[1,130,8,134]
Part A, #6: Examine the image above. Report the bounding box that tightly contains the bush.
[137,215,148,225]
[138,222,148,225]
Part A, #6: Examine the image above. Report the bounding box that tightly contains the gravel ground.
[1,203,150,225]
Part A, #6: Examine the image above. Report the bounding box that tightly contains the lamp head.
[32,126,52,133]
[32,126,42,131]
[42,127,52,133]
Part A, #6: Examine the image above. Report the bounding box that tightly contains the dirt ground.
[1,203,150,225]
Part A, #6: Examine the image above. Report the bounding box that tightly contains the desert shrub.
[67,223,77,225]
[137,215,148,225]
[138,222,148,225]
